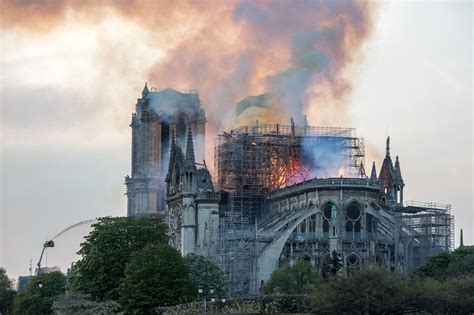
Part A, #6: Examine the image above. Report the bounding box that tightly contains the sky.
[1,1,472,280]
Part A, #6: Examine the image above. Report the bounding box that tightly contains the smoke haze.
[2,0,376,132]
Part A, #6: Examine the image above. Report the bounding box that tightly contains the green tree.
[329,250,342,276]
[263,260,319,295]
[52,292,120,315]
[413,245,474,280]
[118,244,197,313]
[183,253,227,299]
[14,271,66,315]
[0,267,15,314]
[313,267,407,314]
[70,216,168,301]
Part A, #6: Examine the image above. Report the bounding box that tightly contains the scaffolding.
[215,123,366,194]
[214,123,365,296]
[401,201,454,271]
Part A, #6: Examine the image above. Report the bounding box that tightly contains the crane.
[35,219,97,275]
[35,240,55,275]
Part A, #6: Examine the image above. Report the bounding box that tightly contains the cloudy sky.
[1,1,472,280]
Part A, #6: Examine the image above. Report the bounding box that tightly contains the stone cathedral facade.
[125,84,454,296]
[125,84,206,216]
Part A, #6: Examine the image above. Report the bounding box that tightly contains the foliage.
[262,260,319,295]
[70,216,168,301]
[0,267,15,314]
[329,250,342,276]
[313,266,474,314]
[313,267,407,314]
[152,295,314,314]
[183,253,227,299]
[118,244,197,313]
[413,245,474,280]
[52,292,120,315]
[14,271,66,315]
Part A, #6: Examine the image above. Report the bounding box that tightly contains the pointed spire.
[142,82,149,98]
[395,155,401,171]
[460,229,464,247]
[370,162,377,180]
[386,136,390,156]
[185,127,196,169]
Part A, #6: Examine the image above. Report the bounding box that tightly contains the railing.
[270,177,382,200]
[148,87,199,95]
[232,124,356,137]
[403,200,452,211]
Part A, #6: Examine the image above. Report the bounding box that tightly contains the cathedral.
[125,84,454,296]
[125,84,206,216]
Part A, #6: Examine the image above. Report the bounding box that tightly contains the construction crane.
[35,219,97,275]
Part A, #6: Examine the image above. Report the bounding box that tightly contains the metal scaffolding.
[401,201,454,271]
[215,123,366,194]
[214,122,366,296]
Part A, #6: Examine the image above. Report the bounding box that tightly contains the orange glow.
[270,156,311,190]
[338,166,346,177]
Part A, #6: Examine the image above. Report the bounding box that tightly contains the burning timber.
[125,85,454,297]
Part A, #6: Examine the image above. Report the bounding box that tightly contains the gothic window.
[309,214,317,232]
[323,220,329,233]
[322,203,336,235]
[347,253,359,274]
[345,203,362,240]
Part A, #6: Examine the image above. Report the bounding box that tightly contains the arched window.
[345,203,362,239]
[322,203,336,234]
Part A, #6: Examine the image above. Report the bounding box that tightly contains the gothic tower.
[378,137,404,205]
[125,84,207,216]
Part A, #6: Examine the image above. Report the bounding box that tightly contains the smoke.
[301,137,351,178]
[2,0,376,170]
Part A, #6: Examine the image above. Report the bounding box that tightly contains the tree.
[413,245,474,280]
[183,253,227,299]
[118,244,197,313]
[0,267,15,314]
[14,271,66,315]
[313,267,407,314]
[52,292,120,315]
[263,260,319,295]
[70,216,168,301]
[329,250,342,276]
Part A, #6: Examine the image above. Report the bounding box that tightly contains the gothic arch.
[257,204,319,286]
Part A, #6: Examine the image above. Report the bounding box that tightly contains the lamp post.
[198,286,216,314]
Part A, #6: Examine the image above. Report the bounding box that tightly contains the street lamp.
[37,281,44,289]
[198,286,216,314]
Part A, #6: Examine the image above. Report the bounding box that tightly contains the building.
[125,84,206,216]
[125,84,454,296]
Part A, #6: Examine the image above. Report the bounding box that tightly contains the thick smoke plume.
[3,0,375,128]
[3,0,375,172]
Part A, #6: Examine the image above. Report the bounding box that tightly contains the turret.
[142,82,149,98]
[379,137,394,199]
[393,156,405,204]
[183,128,197,192]
[370,162,377,180]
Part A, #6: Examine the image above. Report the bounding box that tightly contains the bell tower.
[125,84,206,216]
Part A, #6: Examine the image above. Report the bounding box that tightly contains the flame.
[337,166,346,177]
[270,155,311,190]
